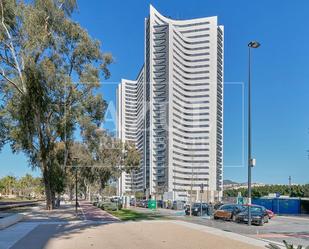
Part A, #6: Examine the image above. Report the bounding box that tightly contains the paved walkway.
[8,221,267,249]
[79,201,119,222]
[0,202,270,249]
[19,202,81,222]
[0,202,119,249]
[0,222,38,249]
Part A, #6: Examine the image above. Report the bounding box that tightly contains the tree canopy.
[224,184,309,198]
[0,174,44,197]
[0,0,112,209]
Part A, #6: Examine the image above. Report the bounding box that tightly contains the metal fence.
[252,198,301,215]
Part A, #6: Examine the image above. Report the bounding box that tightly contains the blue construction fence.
[252,198,309,215]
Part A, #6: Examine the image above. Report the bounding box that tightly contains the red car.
[266,209,275,219]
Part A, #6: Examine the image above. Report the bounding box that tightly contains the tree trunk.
[42,164,53,210]
[44,178,53,210]
[88,185,91,201]
[51,190,56,209]
[69,184,74,201]
[132,171,137,208]
[131,171,133,197]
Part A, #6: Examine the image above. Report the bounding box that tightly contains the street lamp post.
[75,165,78,214]
[200,183,204,216]
[189,166,193,216]
[73,157,79,215]
[247,41,260,226]
[189,152,195,216]
[206,179,209,203]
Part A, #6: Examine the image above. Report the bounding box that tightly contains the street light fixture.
[248,41,260,49]
[247,40,260,226]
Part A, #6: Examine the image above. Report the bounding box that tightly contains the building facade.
[117,70,145,195]
[117,5,224,201]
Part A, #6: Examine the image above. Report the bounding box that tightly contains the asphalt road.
[133,207,309,247]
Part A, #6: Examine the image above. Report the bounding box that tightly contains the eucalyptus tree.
[0,0,112,209]
[68,128,143,199]
[78,126,123,196]
[123,141,141,198]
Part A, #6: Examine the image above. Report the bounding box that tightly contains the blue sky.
[0,0,308,184]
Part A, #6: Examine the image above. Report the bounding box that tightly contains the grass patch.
[108,209,167,221]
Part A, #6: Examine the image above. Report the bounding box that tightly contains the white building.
[117,5,224,202]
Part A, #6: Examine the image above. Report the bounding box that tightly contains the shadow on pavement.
[10,221,113,249]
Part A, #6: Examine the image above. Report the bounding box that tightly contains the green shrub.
[97,201,122,211]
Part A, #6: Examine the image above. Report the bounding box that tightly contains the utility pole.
[189,166,193,216]
[247,41,260,226]
[72,156,79,216]
[289,176,292,196]
[173,167,176,201]
[206,179,209,203]
[75,165,78,215]
[200,183,204,216]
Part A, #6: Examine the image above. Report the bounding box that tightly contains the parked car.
[242,204,274,219]
[172,200,185,210]
[130,199,136,206]
[110,196,121,204]
[214,202,224,210]
[136,200,146,207]
[185,203,209,216]
[213,204,244,221]
[236,205,269,225]
[139,200,148,208]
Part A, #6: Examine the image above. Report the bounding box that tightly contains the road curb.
[259,238,285,249]
[0,213,24,230]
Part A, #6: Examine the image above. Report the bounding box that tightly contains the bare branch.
[0,67,23,94]
[20,55,25,71]
[58,2,64,10]
[0,53,15,69]
[0,0,25,93]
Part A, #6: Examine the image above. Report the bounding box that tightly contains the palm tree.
[2,175,17,195]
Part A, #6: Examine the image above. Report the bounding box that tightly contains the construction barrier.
[252,198,302,215]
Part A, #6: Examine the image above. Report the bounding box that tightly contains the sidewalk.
[78,201,119,222]
[0,202,119,249]
[278,215,309,221]
[28,220,267,249]
[19,202,82,222]
[10,201,119,223]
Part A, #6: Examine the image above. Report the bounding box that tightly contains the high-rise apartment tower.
[117,5,224,201]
